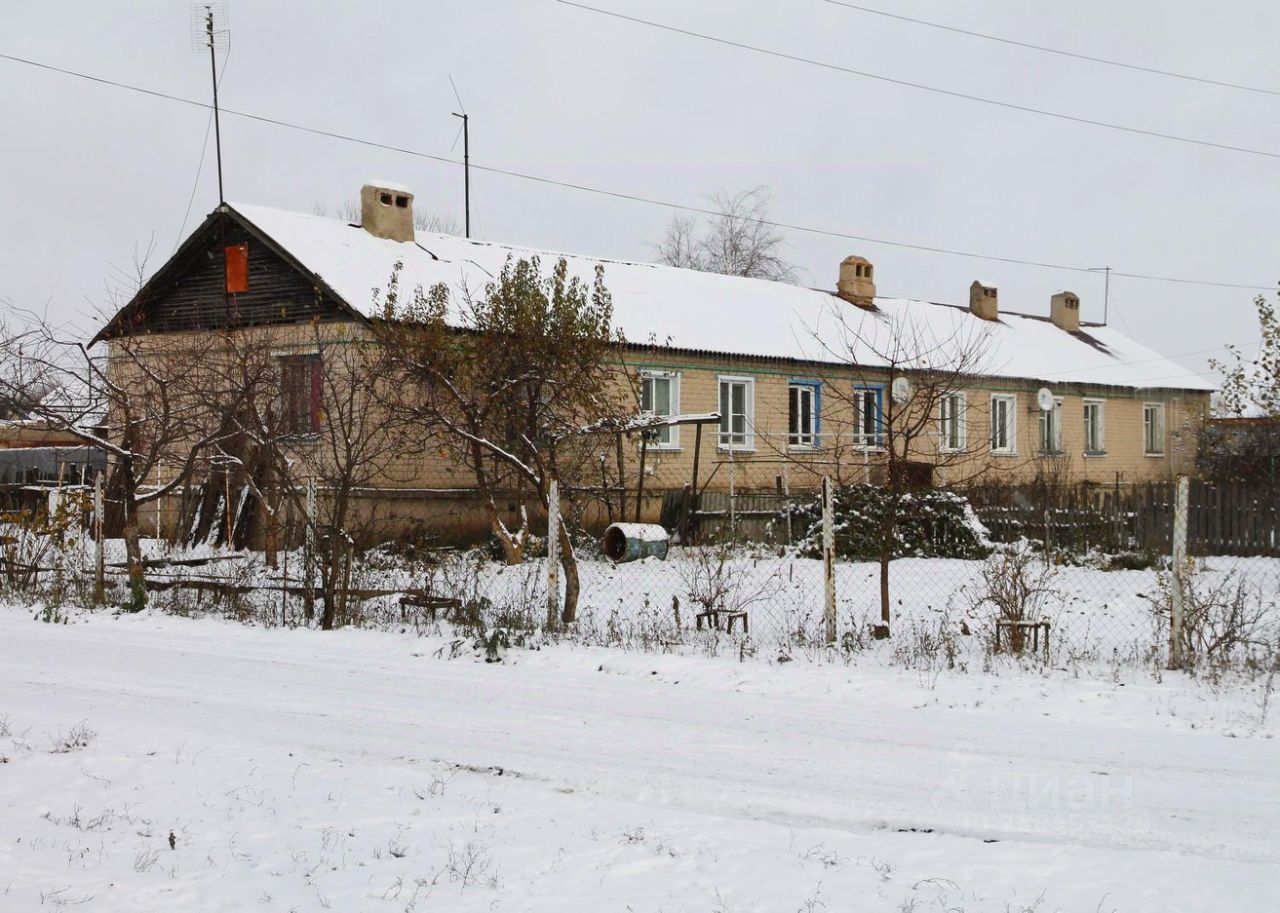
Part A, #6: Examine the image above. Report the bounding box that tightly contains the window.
[939,392,966,452]
[1144,402,1165,455]
[788,381,820,448]
[852,385,885,448]
[639,371,679,447]
[1039,397,1063,454]
[990,394,1017,454]
[1083,399,1105,454]
[718,376,754,450]
[279,354,322,436]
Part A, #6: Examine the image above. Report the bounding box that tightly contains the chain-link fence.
[543,476,1280,673]
[4,469,1276,677]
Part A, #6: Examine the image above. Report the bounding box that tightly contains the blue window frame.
[853,384,885,448]
[788,380,821,449]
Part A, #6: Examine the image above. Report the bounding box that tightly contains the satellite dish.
[891,377,912,404]
[1036,387,1055,411]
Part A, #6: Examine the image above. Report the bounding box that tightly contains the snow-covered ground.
[1,605,1277,912]
[69,534,1280,669]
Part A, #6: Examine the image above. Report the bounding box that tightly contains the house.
[94,181,1213,538]
[0,383,104,490]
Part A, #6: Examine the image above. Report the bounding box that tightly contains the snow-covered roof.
[229,203,1214,393]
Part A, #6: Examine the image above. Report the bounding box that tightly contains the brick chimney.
[360,181,414,242]
[969,281,998,320]
[1050,291,1081,332]
[836,255,876,308]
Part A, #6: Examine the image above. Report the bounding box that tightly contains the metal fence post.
[1169,474,1190,669]
[547,478,561,624]
[822,476,837,644]
[93,472,105,605]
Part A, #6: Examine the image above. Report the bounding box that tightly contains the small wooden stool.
[695,608,749,635]
[994,619,1050,661]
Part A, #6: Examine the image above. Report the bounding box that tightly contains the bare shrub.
[0,495,87,598]
[446,839,495,889]
[889,614,960,685]
[133,848,160,873]
[50,721,96,754]
[677,541,784,632]
[1149,560,1278,670]
[968,544,1058,655]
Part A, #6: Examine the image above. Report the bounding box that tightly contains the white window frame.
[1083,398,1106,455]
[639,370,680,449]
[990,393,1017,455]
[717,375,755,451]
[852,384,886,450]
[788,381,820,450]
[939,391,966,452]
[1039,396,1064,455]
[1143,402,1166,456]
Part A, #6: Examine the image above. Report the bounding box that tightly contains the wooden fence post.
[822,476,836,644]
[1169,474,1190,670]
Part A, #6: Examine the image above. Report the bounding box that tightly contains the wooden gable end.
[96,211,352,341]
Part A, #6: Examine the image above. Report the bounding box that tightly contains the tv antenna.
[191,4,230,204]
[450,75,470,238]
[1088,265,1111,325]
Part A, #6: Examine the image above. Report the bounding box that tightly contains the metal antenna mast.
[450,76,470,237]
[192,4,229,204]
[1089,265,1112,324]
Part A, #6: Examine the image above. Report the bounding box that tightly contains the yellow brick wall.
[113,324,1210,539]
[622,352,1207,496]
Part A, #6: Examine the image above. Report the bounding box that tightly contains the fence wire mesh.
[2,475,1278,677]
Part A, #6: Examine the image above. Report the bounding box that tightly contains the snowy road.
[1,611,1277,911]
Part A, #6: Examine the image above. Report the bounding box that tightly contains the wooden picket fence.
[966,479,1280,557]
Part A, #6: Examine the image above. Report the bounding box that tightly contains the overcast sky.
[4,0,1278,384]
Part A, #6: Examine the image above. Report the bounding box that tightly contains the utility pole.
[452,111,470,237]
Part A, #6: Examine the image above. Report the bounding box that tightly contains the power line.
[1040,339,1255,379]
[555,1,1280,162]
[824,1,1280,99]
[0,48,1274,293]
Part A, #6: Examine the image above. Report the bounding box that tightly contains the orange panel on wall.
[224,243,249,293]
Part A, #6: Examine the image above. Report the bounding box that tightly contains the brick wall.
[115,324,1211,540]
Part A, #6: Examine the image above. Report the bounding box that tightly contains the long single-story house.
[95,181,1213,538]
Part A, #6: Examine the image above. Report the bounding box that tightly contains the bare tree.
[815,303,996,637]
[190,322,414,629]
[0,313,229,606]
[655,188,797,282]
[376,256,632,627]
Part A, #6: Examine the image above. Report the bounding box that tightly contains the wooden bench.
[695,608,749,635]
[994,619,1050,661]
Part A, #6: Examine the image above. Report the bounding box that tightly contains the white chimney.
[969,281,998,320]
[360,181,414,242]
[1050,291,1081,332]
